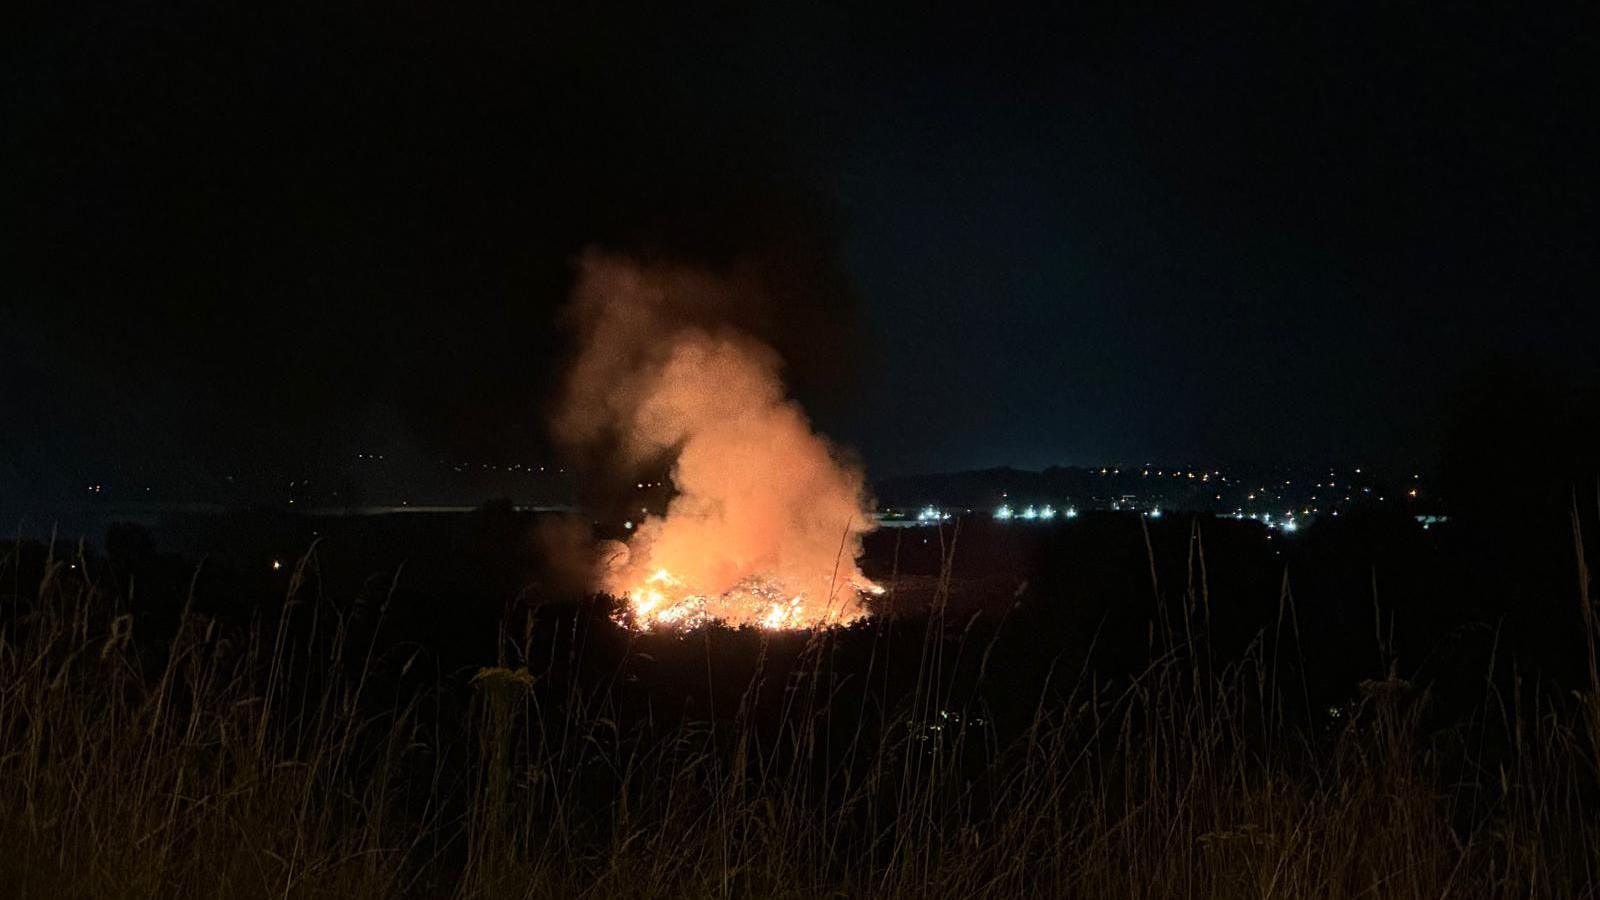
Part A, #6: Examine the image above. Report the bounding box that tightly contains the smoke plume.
[555,250,876,628]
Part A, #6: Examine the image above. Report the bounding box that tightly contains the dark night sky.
[4,4,1597,498]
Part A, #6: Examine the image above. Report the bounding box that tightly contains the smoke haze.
[556,251,876,627]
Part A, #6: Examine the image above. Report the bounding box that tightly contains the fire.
[611,565,883,631]
[558,252,881,631]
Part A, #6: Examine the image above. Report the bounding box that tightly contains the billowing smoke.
[555,250,877,628]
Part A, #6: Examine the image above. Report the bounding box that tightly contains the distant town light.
[995,504,1014,520]
[1064,507,1079,519]
[271,560,282,571]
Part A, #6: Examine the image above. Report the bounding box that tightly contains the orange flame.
[559,252,880,630]
[609,564,883,631]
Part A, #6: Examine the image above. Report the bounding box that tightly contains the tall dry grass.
[2,516,1599,899]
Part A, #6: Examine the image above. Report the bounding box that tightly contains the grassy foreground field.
[2,526,1599,899]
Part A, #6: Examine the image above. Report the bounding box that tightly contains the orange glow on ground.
[612,566,883,632]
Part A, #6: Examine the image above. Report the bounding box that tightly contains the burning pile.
[603,566,883,632]
[556,251,880,630]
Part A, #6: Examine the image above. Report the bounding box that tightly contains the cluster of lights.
[995,504,1076,521]
[916,505,953,523]
[450,462,557,473]
[1229,510,1301,533]
[960,463,1418,534]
